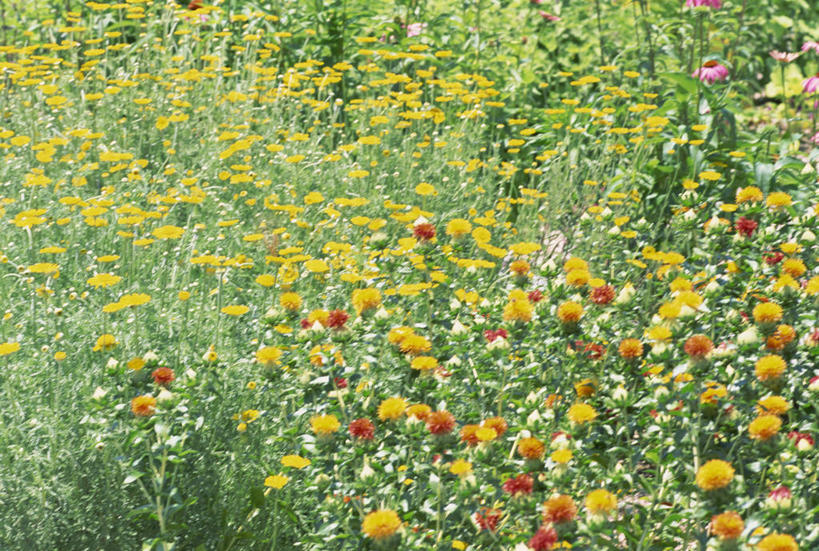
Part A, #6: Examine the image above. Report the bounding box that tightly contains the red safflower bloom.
[503,473,534,496]
[528,524,558,551]
[484,328,508,342]
[349,418,375,440]
[765,251,784,265]
[300,318,312,329]
[474,508,502,532]
[684,334,714,358]
[327,309,349,329]
[188,0,203,9]
[413,223,436,241]
[787,431,814,449]
[528,289,544,302]
[590,284,615,305]
[736,216,757,237]
[426,410,456,435]
[334,377,347,389]
[151,366,175,385]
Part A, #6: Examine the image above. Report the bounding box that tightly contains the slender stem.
[594,0,605,65]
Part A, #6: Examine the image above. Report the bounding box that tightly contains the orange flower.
[518,436,545,460]
[618,338,643,359]
[426,410,456,435]
[709,511,743,540]
[131,395,156,417]
[543,494,577,523]
[557,301,583,323]
[684,334,713,358]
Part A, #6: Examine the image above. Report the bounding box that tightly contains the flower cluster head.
[757,533,798,551]
[696,459,734,491]
[693,60,729,84]
[685,0,721,8]
[543,494,578,523]
[361,509,401,540]
[709,511,743,540]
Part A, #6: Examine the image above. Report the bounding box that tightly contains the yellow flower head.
[696,459,734,491]
[378,397,408,421]
[585,489,617,515]
[362,509,401,540]
[310,414,340,435]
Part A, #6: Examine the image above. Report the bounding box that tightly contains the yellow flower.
[0,342,21,356]
[92,334,117,351]
[563,257,588,272]
[766,192,792,208]
[449,459,472,476]
[517,436,545,459]
[28,262,59,274]
[566,269,590,286]
[362,509,401,540]
[399,334,431,355]
[410,356,438,371]
[757,533,798,551]
[551,449,573,464]
[221,305,249,316]
[445,218,472,238]
[152,225,185,239]
[87,273,122,288]
[710,511,743,540]
[748,414,782,441]
[264,474,289,489]
[585,489,617,515]
[567,403,597,424]
[755,355,786,381]
[281,455,311,469]
[351,287,381,314]
[378,397,407,421]
[503,296,533,323]
[310,414,340,435]
[696,459,734,491]
[753,302,783,324]
[756,396,790,416]
[256,346,282,365]
[736,186,763,203]
[414,182,437,196]
[280,292,302,310]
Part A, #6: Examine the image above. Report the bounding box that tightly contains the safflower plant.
[0,0,817,550]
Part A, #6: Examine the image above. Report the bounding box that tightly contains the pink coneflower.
[802,41,819,54]
[803,73,819,94]
[405,22,427,38]
[770,50,801,63]
[539,11,560,21]
[693,60,729,84]
[811,131,819,145]
[685,0,721,7]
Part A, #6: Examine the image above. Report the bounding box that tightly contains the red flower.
[300,318,311,329]
[736,216,757,237]
[348,418,375,440]
[474,508,502,532]
[151,367,175,385]
[188,0,204,9]
[787,431,814,448]
[590,285,615,305]
[334,377,347,389]
[528,524,558,550]
[764,251,784,265]
[484,328,509,342]
[413,223,436,241]
[528,289,544,303]
[426,410,456,435]
[327,309,349,329]
[502,473,534,496]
